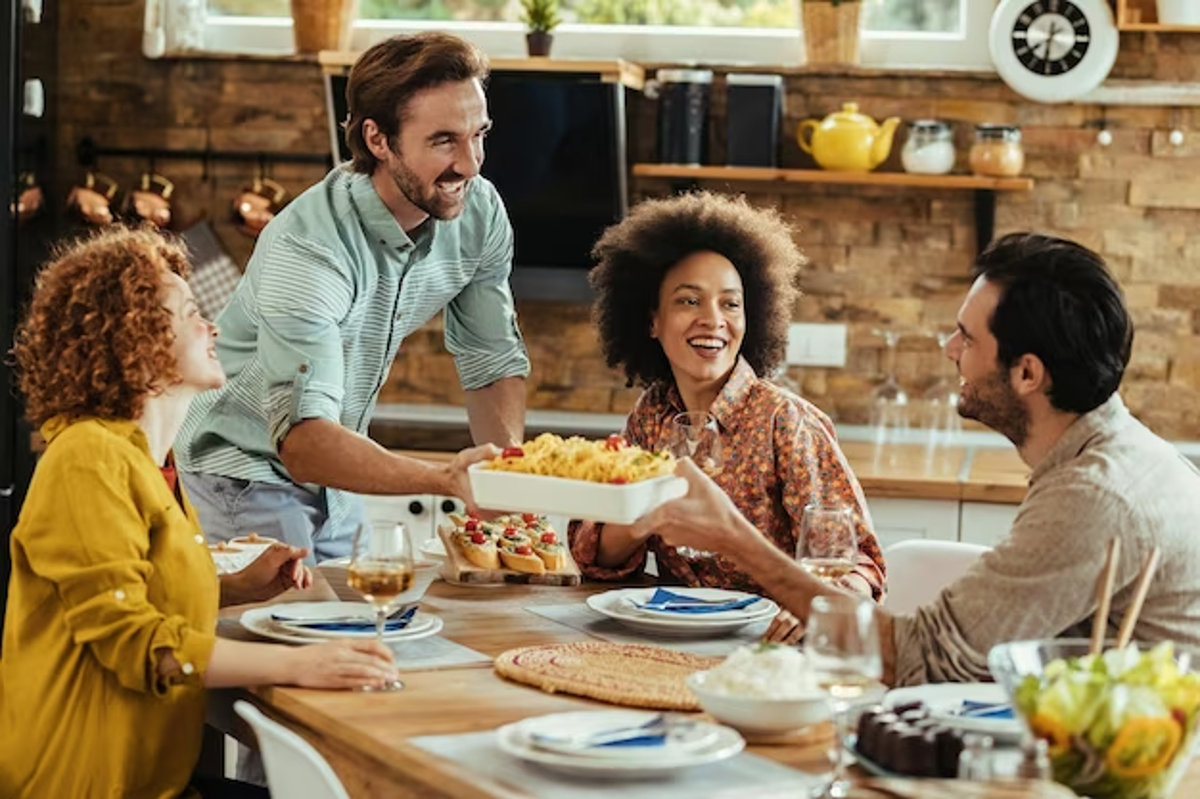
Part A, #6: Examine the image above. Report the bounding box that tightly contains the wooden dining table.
[217,578,1200,799]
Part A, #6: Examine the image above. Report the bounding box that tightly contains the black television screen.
[325,69,628,301]
[482,72,627,300]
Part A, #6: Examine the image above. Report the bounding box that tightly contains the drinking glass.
[348,520,413,692]
[806,594,883,798]
[797,504,857,584]
[870,328,911,468]
[922,329,963,470]
[665,411,723,559]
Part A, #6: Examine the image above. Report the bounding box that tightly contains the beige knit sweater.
[891,395,1200,686]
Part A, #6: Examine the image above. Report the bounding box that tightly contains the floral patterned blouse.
[571,357,886,600]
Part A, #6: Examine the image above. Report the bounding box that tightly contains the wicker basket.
[290,0,358,54]
[801,1,861,66]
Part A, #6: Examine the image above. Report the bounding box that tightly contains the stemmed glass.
[797,504,857,584]
[870,328,911,467]
[922,329,963,466]
[806,594,883,798]
[348,519,413,692]
[665,411,723,558]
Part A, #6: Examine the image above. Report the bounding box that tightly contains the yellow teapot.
[797,102,901,172]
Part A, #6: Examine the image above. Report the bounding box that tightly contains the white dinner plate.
[240,602,443,644]
[497,711,744,778]
[883,682,1023,742]
[515,710,718,760]
[586,588,777,636]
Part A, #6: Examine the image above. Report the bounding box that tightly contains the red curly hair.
[11,226,191,427]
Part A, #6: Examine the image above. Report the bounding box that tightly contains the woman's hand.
[220,543,312,606]
[763,609,805,645]
[282,639,399,690]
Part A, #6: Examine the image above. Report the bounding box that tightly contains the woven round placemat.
[494,641,720,710]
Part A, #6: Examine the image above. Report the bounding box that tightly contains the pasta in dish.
[485,433,675,485]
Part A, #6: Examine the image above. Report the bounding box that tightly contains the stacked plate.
[883,682,1023,743]
[496,710,744,779]
[585,587,778,636]
[240,601,443,645]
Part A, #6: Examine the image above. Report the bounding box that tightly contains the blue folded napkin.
[635,587,761,614]
[958,700,1014,720]
[272,605,417,632]
[594,734,667,748]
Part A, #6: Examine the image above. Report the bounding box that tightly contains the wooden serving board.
[436,525,582,586]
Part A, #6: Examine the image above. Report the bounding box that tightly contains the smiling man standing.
[178,33,530,562]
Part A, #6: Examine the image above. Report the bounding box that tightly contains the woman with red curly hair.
[0,227,398,799]
[573,193,885,638]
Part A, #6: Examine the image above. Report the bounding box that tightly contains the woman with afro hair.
[572,192,885,630]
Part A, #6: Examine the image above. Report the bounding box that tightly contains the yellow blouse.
[0,417,219,799]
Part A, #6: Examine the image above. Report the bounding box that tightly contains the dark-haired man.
[637,233,1200,686]
[178,32,529,561]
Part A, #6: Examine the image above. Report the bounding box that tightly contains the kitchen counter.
[377,404,1032,505]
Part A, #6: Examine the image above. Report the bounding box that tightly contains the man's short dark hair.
[344,32,489,174]
[974,232,1133,414]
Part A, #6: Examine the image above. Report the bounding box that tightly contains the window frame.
[203,1,996,71]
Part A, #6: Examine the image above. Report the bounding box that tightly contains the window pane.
[211,0,962,32]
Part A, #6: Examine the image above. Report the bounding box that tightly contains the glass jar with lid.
[902,120,956,175]
[969,124,1024,178]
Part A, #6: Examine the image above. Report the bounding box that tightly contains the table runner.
[524,603,770,658]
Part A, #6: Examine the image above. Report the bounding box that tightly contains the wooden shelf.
[318,52,644,90]
[1115,0,1200,30]
[631,164,1034,192]
[631,164,1034,255]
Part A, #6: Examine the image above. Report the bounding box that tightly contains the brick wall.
[55,0,1200,437]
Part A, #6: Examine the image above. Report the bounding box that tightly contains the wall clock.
[989,0,1120,104]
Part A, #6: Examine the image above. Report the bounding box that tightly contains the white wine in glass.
[349,520,413,692]
[806,594,883,799]
[798,504,856,584]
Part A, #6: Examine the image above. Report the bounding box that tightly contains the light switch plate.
[786,322,847,367]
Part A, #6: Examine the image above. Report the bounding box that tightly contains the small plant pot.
[526,31,554,57]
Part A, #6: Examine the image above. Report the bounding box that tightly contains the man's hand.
[221,542,313,606]
[446,443,501,516]
[632,458,746,556]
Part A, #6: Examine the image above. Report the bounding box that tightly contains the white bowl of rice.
[686,643,829,734]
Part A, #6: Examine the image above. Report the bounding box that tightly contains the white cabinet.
[359,494,439,545]
[864,497,960,550]
[959,502,1020,548]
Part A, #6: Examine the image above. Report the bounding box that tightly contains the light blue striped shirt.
[177,166,530,526]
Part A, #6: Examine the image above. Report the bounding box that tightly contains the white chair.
[882,539,992,614]
[233,700,351,799]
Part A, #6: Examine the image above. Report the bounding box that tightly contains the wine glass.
[806,594,883,798]
[348,519,413,692]
[870,328,911,468]
[922,328,963,469]
[665,411,723,559]
[797,504,857,584]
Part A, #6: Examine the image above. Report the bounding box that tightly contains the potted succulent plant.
[520,0,561,57]
[800,0,861,66]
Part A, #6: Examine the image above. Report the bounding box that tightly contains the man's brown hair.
[344,32,490,173]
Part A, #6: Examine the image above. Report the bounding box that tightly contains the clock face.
[1011,1,1091,76]
[989,0,1119,104]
